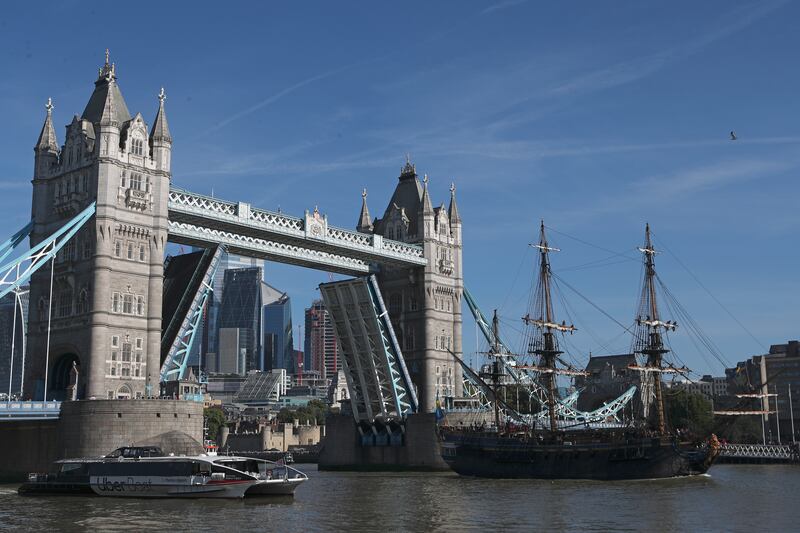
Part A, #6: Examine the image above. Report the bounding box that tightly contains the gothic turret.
[34,98,59,178]
[82,50,130,158]
[150,88,172,172]
[356,188,373,233]
[82,49,131,126]
[448,182,462,242]
[419,174,435,238]
[448,183,461,224]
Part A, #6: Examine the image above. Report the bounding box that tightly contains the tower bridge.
[4,53,463,428]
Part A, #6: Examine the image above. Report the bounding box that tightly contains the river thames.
[0,464,796,532]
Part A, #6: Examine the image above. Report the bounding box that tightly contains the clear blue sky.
[1,1,797,377]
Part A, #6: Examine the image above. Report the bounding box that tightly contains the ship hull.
[440,432,716,480]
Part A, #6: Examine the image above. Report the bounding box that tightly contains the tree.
[276,400,329,425]
[665,390,713,438]
[204,407,226,442]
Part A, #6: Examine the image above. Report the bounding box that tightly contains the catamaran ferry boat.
[19,446,307,498]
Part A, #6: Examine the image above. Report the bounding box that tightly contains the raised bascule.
[0,53,465,470]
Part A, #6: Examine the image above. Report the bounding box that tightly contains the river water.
[0,464,796,532]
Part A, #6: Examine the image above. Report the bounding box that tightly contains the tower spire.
[356,188,373,233]
[448,182,461,224]
[35,97,58,153]
[150,87,171,143]
[421,174,434,214]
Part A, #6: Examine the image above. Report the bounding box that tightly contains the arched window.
[116,384,132,399]
[131,138,143,157]
[76,289,89,314]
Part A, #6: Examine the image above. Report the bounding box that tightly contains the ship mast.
[523,222,576,432]
[631,224,676,435]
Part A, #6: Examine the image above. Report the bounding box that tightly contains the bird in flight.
[730,131,737,141]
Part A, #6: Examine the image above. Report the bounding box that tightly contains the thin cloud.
[552,0,788,95]
[198,63,361,138]
[482,0,527,15]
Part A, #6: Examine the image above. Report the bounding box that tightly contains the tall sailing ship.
[439,223,721,480]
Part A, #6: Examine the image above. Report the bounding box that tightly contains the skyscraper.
[192,249,263,368]
[214,266,292,376]
[263,294,293,372]
[304,299,339,379]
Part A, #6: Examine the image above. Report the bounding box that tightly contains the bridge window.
[121,367,130,377]
[122,343,132,362]
[122,294,133,314]
[131,139,144,157]
[405,328,415,350]
[107,391,114,399]
[409,296,418,311]
[56,289,72,317]
[114,241,122,257]
[389,294,401,315]
[77,289,88,314]
[110,365,116,376]
[387,227,394,240]
[130,173,143,191]
[139,245,146,262]
[82,236,92,259]
[127,243,134,260]
[111,335,119,348]
[136,296,145,316]
[135,367,140,378]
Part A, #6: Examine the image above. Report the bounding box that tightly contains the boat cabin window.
[59,462,89,476]
[105,446,164,458]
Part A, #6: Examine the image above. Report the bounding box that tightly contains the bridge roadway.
[167,187,427,276]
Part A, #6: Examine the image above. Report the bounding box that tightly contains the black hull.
[440,432,716,480]
[18,481,94,496]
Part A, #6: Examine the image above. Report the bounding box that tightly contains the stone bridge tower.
[359,159,463,412]
[26,52,171,400]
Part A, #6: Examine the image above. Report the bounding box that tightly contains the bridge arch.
[50,352,80,401]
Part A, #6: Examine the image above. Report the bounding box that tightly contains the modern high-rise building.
[263,294,293,372]
[304,299,339,379]
[213,266,292,376]
[191,249,263,368]
[0,287,30,397]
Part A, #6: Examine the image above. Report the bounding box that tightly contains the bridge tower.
[361,159,463,412]
[26,52,171,400]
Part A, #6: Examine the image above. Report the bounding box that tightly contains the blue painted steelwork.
[462,286,636,422]
[160,246,224,382]
[0,401,61,421]
[366,275,418,415]
[0,220,34,265]
[0,203,96,299]
[319,276,417,423]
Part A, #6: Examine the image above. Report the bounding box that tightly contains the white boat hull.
[246,477,306,496]
[89,476,255,499]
